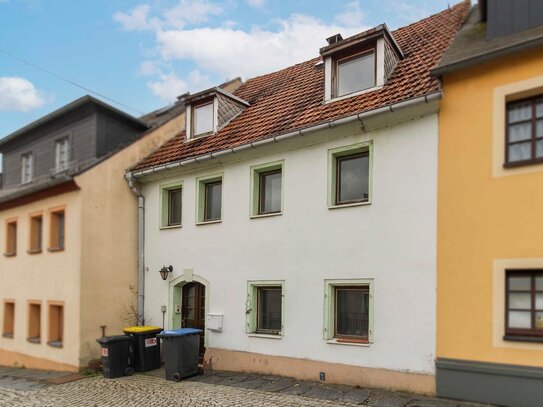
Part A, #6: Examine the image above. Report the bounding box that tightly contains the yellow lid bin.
[123,326,162,334]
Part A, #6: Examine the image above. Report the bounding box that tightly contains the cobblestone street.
[0,367,490,407]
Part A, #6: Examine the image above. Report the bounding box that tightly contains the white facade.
[140,108,438,377]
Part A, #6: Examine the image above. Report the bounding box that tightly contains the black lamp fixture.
[159,265,173,280]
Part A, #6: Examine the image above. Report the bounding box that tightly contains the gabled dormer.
[185,87,249,140]
[320,24,403,102]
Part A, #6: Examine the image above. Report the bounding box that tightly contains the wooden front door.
[182,282,205,360]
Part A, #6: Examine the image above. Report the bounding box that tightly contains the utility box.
[206,314,223,332]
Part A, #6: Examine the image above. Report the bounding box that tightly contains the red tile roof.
[132,1,469,171]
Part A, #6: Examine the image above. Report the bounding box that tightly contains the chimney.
[326,33,343,45]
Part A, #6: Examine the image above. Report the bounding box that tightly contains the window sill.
[326,338,370,347]
[196,220,222,226]
[27,337,41,344]
[3,252,16,257]
[503,159,543,169]
[48,247,65,252]
[503,335,543,343]
[27,249,42,255]
[2,333,13,339]
[250,212,282,219]
[248,333,283,339]
[160,224,182,230]
[328,201,371,210]
[324,85,383,104]
[47,340,63,348]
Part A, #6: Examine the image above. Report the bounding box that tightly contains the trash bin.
[96,335,135,379]
[158,328,203,381]
[123,326,162,372]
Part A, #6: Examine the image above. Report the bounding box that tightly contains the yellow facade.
[437,47,543,367]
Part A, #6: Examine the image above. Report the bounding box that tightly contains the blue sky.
[0,0,455,138]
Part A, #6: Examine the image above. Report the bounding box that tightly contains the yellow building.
[433,1,543,405]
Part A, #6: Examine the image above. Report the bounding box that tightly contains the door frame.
[169,270,209,347]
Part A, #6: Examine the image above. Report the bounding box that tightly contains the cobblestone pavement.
[0,367,490,406]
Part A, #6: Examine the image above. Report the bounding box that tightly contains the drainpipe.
[125,171,145,326]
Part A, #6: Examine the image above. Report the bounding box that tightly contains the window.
[250,161,284,217]
[49,209,65,251]
[2,301,15,338]
[47,303,63,347]
[28,302,41,343]
[29,214,43,253]
[193,102,214,137]
[336,51,376,97]
[5,220,17,256]
[505,270,543,340]
[196,174,223,224]
[21,153,33,184]
[160,182,183,228]
[246,281,284,336]
[324,279,374,344]
[55,138,70,172]
[328,143,372,207]
[505,96,543,166]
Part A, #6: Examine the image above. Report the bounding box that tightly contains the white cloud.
[115,1,370,102]
[113,4,160,31]
[0,77,44,112]
[246,0,265,9]
[334,1,365,28]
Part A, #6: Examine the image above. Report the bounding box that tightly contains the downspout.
[125,171,145,326]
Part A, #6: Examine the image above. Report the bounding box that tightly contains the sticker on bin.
[145,338,157,347]
[101,348,109,357]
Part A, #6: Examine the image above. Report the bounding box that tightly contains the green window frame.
[323,279,374,344]
[250,160,284,218]
[196,173,223,224]
[246,280,284,337]
[328,142,373,208]
[160,181,183,229]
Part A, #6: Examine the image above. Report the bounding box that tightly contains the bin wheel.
[124,367,135,376]
[173,373,182,382]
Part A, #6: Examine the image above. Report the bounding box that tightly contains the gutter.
[131,91,442,179]
[125,172,145,326]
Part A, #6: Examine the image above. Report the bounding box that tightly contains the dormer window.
[21,153,33,184]
[336,51,376,97]
[55,137,70,172]
[321,24,403,103]
[185,87,249,141]
[193,101,214,137]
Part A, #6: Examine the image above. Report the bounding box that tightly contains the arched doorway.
[182,282,205,360]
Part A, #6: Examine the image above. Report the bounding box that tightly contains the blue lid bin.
[157,328,203,381]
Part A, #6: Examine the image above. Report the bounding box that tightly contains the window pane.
[257,287,282,332]
[508,142,532,162]
[337,153,369,203]
[508,122,532,142]
[509,275,531,290]
[509,293,531,309]
[337,53,375,97]
[508,101,532,123]
[168,189,182,225]
[537,140,543,159]
[260,171,282,214]
[536,312,543,329]
[205,182,222,221]
[335,287,369,337]
[58,213,65,249]
[508,311,531,329]
[536,294,543,310]
[537,119,543,138]
[536,99,543,118]
[536,276,543,291]
[194,103,214,136]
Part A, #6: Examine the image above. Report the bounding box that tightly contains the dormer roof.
[185,86,249,108]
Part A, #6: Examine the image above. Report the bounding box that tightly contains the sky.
[0,0,456,139]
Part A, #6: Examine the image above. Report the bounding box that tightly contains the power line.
[0,48,145,115]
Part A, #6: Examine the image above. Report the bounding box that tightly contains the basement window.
[49,209,65,251]
[47,303,64,348]
[2,301,15,339]
[28,302,41,344]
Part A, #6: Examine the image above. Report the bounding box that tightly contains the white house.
[126,3,468,395]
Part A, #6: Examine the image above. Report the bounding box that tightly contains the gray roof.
[432,6,543,76]
[0,95,148,149]
[0,175,73,205]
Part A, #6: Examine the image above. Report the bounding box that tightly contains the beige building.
[0,95,186,371]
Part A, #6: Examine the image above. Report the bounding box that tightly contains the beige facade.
[0,112,185,371]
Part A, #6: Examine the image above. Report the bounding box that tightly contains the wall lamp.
[159,265,173,281]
